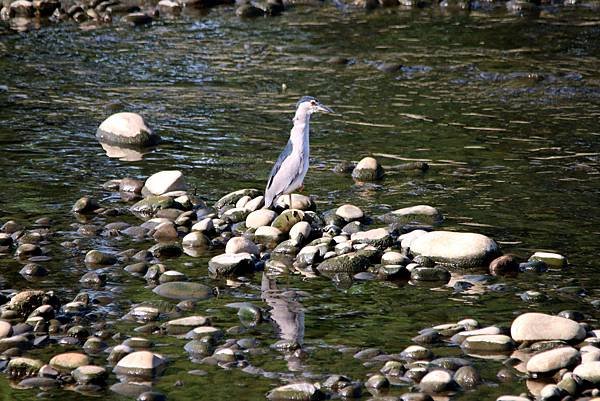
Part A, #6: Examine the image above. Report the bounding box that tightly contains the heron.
[264,96,333,209]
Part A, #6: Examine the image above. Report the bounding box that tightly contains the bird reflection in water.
[261,273,307,371]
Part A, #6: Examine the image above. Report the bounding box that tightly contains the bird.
[264,96,333,209]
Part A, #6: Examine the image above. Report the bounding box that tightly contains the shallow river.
[1,3,600,400]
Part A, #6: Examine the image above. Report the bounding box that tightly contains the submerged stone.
[381,205,442,226]
[152,282,212,301]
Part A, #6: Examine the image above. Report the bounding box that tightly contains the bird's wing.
[265,139,305,207]
[266,138,293,192]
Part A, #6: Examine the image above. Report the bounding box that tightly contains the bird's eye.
[311,100,317,105]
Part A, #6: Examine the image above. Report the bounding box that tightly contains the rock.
[399,393,434,401]
[152,282,212,301]
[254,226,284,248]
[182,231,210,248]
[316,251,372,278]
[399,229,428,250]
[266,382,324,401]
[72,365,107,384]
[215,189,262,209]
[409,231,501,268]
[19,263,48,277]
[246,209,277,229]
[539,384,561,400]
[453,366,481,389]
[236,3,264,17]
[272,209,305,233]
[9,0,34,17]
[0,334,30,352]
[510,313,586,343]
[335,204,363,222]
[226,237,259,256]
[144,170,186,196]
[6,357,43,378]
[365,374,389,389]
[528,252,567,269]
[573,361,600,383]
[138,391,167,401]
[0,321,12,339]
[419,369,455,393]
[49,352,90,372]
[244,196,264,212]
[15,243,42,258]
[581,345,600,363]
[208,253,254,277]
[451,326,503,344]
[381,205,442,227]
[381,251,410,266]
[158,270,186,283]
[114,351,167,379]
[352,156,384,181]
[130,196,175,215]
[400,345,433,360]
[165,316,208,335]
[221,207,249,223]
[7,290,59,317]
[152,221,178,241]
[157,0,181,14]
[274,194,314,211]
[119,177,144,193]
[489,255,520,276]
[289,221,311,244]
[110,382,153,398]
[410,266,450,282]
[72,196,99,213]
[96,112,158,146]
[526,347,580,374]
[80,271,106,286]
[17,377,58,389]
[462,334,515,353]
[350,228,392,249]
[149,242,182,258]
[84,249,117,265]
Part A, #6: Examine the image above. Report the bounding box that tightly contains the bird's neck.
[290,113,310,149]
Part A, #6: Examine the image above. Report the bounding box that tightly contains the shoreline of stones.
[2,0,599,33]
[2,163,597,401]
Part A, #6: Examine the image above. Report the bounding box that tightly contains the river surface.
[1,4,600,400]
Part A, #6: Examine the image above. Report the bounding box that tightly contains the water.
[1,4,600,400]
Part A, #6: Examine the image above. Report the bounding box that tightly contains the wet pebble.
[49,352,90,372]
[419,369,455,393]
[114,350,167,379]
[266,382,324,401]
[72,365,107,384]
[511,313,585,342]
[84,250,117,265]
[19,263,48,277]
[208,253,255,277]
[152,281,212,301]
[352,157,384,181]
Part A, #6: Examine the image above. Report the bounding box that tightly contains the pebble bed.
[1,161,599,401]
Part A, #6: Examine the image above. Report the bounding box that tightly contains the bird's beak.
[316,103,334,113]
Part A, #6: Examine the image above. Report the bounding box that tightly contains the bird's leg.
[288,194,292,210]
[298,185,304,192]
